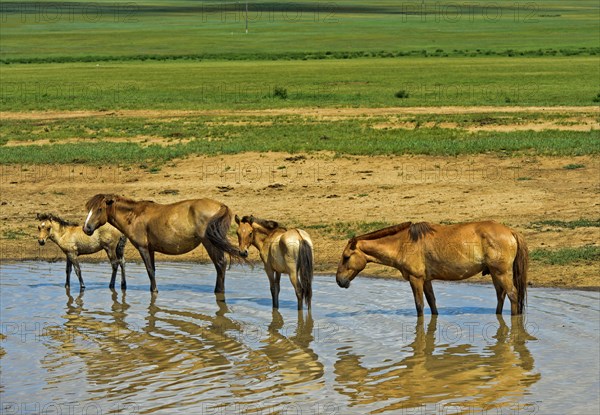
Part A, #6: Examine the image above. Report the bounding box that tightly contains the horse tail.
[296,238,314,307]
[205,205,246,262]
[116,235,127,261]
[512,231,529,314]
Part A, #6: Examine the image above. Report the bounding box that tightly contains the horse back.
[266,228,312,273]
[143,198,226,233]
[418,221,517,279]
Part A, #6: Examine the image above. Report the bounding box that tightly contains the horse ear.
[349,238,358,250]
[36,213,41,220]
[235,214,240,224]
[248,215,255,224]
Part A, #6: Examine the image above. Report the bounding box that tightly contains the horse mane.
[350,221,435,247]
[85,194,152,211]
[354,222,412,242]
[409,222,436,241]
[240,215,285,232]
[36,213,78,227]
[85,194,115,211]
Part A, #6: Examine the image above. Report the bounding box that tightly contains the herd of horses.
[37,194,529,316]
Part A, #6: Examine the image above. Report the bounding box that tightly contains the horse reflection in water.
[42,291,323,411]
[334,315,540,413]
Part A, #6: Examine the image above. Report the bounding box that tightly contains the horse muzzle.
[83,225,94,236]
[240,249,249,258]
[38,239,46,246]
[336,278,351,289]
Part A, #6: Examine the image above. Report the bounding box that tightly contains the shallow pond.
[1,261,598,414]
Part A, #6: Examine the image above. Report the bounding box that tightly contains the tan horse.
[235,215,314,310]
[336,221,528,316]
[37,213,127,290]
[83,194,245,293]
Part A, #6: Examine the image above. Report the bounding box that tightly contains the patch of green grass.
[2,230,29,240]
[563,163,586,170]
[531,245,600,265]
[0,116,597,164]
[528,218,600,229]
[303,221,393,240]
[0,56,598,110]
[1,1,598,63]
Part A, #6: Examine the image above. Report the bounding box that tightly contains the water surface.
[1,262,598,414]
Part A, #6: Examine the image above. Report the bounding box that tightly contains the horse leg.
[423,280,438,315]
[105,248,118,290]
[266,267,280,309]
[274,271,282,309]
[492,270,519,315]
[205,241,227,294]
[119,256,127,290]
[289,268,303,310]
[492,276,507,314]
[408,276,425,317]
[68,254,85,291]
[138,247,157,293]
[65,257,72,289]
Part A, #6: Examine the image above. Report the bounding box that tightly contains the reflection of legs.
[205,242,227,294]
[423,280,438,315]
[409,276,425,317]
[138,247,157,292]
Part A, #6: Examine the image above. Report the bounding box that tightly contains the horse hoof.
[121,284,127,290]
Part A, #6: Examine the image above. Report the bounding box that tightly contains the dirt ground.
[1,107,598,289]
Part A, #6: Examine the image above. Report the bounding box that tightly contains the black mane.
[36,213,79,227]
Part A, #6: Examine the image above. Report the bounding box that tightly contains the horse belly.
[152,234,200,255]
[429,261,484,281]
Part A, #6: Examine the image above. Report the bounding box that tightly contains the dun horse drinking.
[235,215,314,310]
[83,194,245,293]
[336,221,528,315]
[37,213,127,290]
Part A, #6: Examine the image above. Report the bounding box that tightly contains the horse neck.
[358,233,406,268]
[108,199,138,233]
[251,227,271,252]
[49,222,66,244]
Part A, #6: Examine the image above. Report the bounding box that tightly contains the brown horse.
[235,215,313,310]
[336,221,528,316]
[37,213,127,290]
[83,194,246,293]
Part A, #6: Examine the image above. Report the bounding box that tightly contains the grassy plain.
[0,1,598,286]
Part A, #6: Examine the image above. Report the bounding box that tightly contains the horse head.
[83,194,114,236]
[36,213,53,245]
[234,214,254,258]
[336,238,367,288]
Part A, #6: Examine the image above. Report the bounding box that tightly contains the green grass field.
[1,1,598,62]
[1,57,599,110]
[1,1,598,164]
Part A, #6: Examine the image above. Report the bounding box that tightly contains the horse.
[37,213,127,290]
[83,194,246,293]
[235,215,314,310]
[336,221,528,316]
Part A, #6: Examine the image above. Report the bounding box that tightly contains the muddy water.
[0,261,598,415]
